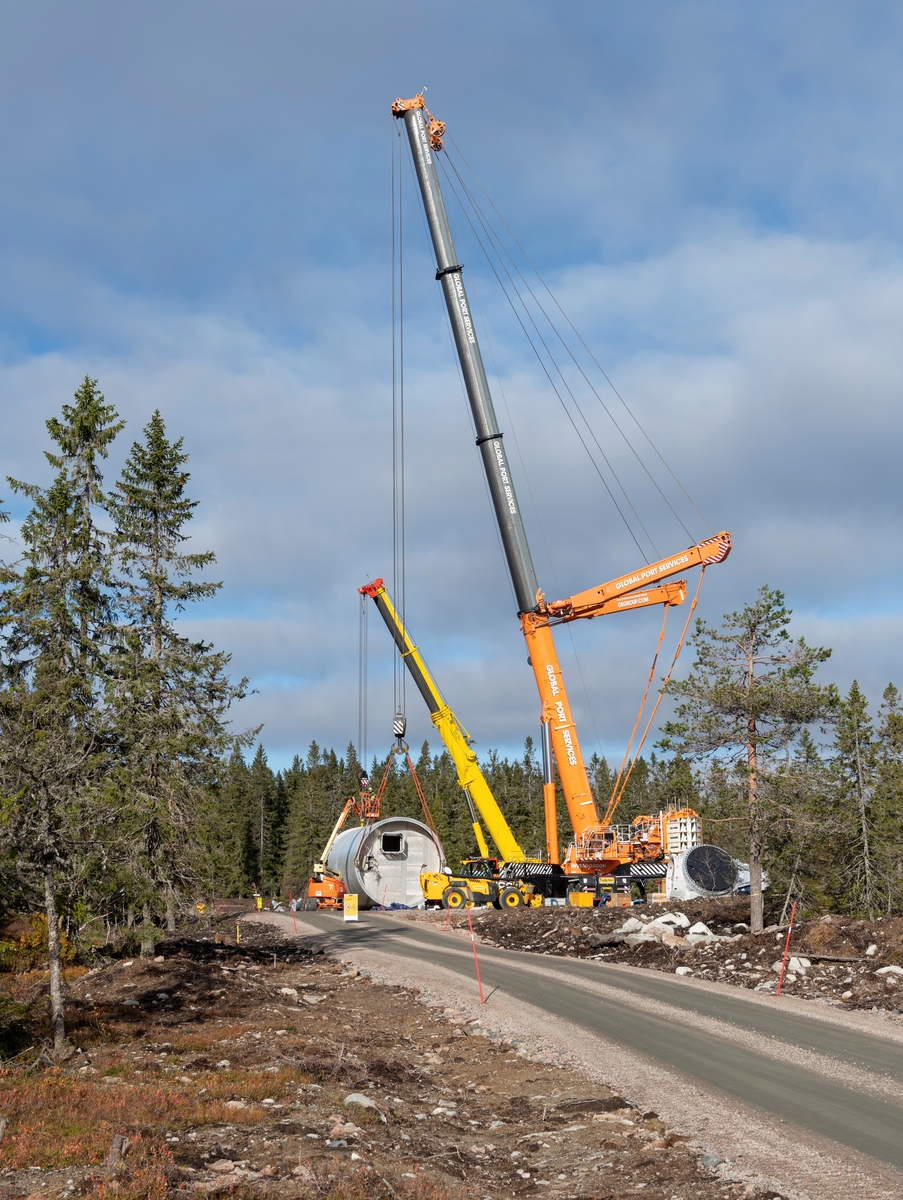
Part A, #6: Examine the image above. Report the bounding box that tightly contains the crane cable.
[391,124,406,723]
[445,138,714,539]
[601,566,707,828]
[437,157,653,562]
[358,591,368,769]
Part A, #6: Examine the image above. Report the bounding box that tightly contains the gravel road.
[251,909,903,1200]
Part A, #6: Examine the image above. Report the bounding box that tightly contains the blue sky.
[2,2,903,769]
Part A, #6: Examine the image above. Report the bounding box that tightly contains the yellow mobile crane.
[359,578,577,908]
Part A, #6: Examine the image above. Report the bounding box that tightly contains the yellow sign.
[343,893,359,922]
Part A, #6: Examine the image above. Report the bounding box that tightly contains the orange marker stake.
[776,901,797,997]
[290,894,298,934]
[466,908,485,1005]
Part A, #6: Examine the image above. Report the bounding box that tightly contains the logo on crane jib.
[546,664,560,696]
[453,275,476,345]
[614,553,690,591]
[555,701,578,766]
[493,441,517,514]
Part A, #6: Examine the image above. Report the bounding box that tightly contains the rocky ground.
[0,913,783,1200]
[402,898,903,1014]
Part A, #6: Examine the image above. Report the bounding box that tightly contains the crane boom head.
[391,94,446,151]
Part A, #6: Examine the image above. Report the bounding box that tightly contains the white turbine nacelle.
[665,846,769,901]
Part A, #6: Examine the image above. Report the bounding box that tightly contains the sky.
[1,2,902,771]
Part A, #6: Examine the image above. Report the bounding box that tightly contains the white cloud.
[2,223,901,768]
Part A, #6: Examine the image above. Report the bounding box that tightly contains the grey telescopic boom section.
[398,106,540,615]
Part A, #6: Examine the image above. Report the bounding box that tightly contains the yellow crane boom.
[359,579,526,863]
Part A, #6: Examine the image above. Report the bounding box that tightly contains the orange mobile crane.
[392,94,731,883]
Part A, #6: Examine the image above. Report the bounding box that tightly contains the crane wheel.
[499,887,524,909]
[301,897,318,911]
[443,886,468,909]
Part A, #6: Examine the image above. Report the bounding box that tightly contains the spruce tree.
[0,383,122,1052]
[107,411,249,949]
[875,684,903,910]
[832,682,877,916]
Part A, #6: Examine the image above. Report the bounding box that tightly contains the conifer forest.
[3,379,903,980]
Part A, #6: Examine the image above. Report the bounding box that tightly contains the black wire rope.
[358,591,368,767]
[391,128,407,723]
[437,157,651,563]
[446,138,714,539]
[452,191,607,757]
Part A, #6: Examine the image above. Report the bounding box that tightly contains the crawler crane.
[392,93,731,885]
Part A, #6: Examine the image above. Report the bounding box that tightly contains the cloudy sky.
[1,2,902,770]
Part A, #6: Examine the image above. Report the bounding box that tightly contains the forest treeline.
[3,379,903,1050]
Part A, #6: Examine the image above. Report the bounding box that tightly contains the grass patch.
[0,1073,261,1168]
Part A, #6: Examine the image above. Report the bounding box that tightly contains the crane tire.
[499,887,524,909]
[301,897,318,911]
[443,886,468,909]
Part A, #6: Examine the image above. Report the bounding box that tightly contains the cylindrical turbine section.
[326,817,444,908]
[399,106,540,616]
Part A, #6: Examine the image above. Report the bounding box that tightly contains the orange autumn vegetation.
[0,1074,261,1169]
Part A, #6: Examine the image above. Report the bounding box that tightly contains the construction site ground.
[400,897,903,1012]
[0,906,785,1200]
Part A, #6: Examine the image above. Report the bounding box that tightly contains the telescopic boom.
[392,94,731,872]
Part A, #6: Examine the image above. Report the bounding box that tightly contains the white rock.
[841,990,854,1000]
[279,987,299,998]
[771,961,784,973]
[687,922,713,937]
[788,957,810,974]
[675,966,693,976]
[624,934,659,946]
[649,912,691,929]
[876,965,903,976]
[216,1059,231,1068]
[866,944,878,957]
[345,1093,387,1122]
[617,917,645,934]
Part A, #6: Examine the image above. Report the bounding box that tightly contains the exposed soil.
[398,899,903,1014]
[0,913,783,1200]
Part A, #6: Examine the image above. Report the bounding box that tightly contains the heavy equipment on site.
[304,726,445,909]
[391,92,732,891]
[302,767,377,909]
[360,577,589,908]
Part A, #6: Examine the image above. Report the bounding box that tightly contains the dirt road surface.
[254,909,903,1200]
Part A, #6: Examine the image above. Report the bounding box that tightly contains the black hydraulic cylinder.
[541,720,554,787]
[399,107,540,615]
